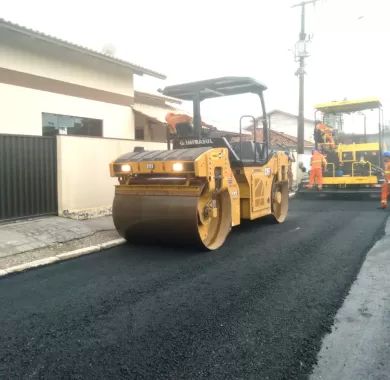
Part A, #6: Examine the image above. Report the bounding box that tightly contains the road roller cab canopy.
[161,77,267,100]
[161,77,271,164]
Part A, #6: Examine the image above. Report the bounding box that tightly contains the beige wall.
[0,83,135,138]
[149,123,167,142]
[134,112,167,142]
[57,135,166,218]
[0,29,134,96]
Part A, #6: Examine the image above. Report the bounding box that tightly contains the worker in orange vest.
[314,121,335,149]
[308,149,327,190]
[165,112,192,134]
[381,151,390,208]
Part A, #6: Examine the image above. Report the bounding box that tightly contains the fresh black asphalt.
[0,198,388,379]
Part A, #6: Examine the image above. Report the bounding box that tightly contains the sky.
[2,0,390,133]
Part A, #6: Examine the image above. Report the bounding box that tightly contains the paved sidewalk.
[0,216,121,271]
[311,216,390,380]
[1,192,297,273]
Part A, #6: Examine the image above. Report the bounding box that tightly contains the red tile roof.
[254,128,314,149]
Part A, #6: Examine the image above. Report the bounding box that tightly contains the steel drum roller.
[113,189,231,250]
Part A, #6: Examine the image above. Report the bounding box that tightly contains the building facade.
[266,110,315,143]
[133,91,183,142]
[0,18,168,221]
[0,18,165,139]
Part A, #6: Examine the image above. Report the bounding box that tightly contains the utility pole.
[292,0,318,169]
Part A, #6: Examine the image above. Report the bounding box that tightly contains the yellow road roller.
[109,77,289,249]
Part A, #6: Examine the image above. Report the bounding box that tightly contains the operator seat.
[231,141,257,162]
[176,122,193,137]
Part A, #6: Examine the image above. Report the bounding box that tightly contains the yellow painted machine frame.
[110,147,289,227]
[336,143,379,162]
[321,142,380,186]
[313,97,384,188]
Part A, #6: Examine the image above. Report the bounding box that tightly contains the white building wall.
[269,113,315,143]
[57,136,166,218]
[0,83,134,139]
[0,29,134,96]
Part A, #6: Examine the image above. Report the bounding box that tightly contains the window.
[135,127,144,140]
[42,113,103,137]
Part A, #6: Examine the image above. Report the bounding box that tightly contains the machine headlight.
[121,164,132,172]
[173,162,183,172]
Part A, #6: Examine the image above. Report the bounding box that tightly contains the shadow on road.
[120,215,279,257]
[295,192,380,202]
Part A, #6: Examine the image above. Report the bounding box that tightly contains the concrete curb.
[0,238,126,278]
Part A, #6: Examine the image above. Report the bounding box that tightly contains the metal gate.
[0,134,57,221]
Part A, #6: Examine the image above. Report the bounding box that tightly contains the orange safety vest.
[316,123,327,132]
[316,123,334,141]
[311,151,327,169]
[384,161,390,181]
[165,113,192,134]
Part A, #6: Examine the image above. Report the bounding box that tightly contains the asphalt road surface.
[0,198,388,379]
